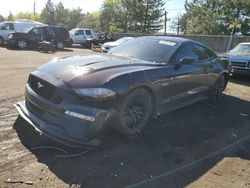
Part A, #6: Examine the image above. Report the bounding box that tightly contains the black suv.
[6,26,71,50]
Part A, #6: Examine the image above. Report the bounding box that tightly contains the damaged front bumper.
[15,100,115,148]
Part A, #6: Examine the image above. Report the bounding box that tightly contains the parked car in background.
[225,42,250,75]
[69,28,95,47]
[6,25,71,50]
[0,19,45,46]
[101,37,134,52]
[15,36,230,148]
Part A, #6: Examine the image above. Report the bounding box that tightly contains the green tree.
[220,0,250,35]
[7,12,14,21]
[15,12,41,22]
[65,8,83,30]
[77,12,101,32]
[100,0,119,32]
[0,15,5,22]
[180,0,250,35]
[139,0,165,32]
[100,0,165,33]
[55,2,68,26]
[41,0,55,25]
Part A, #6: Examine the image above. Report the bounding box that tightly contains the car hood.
[227,53,250,61]
[230,55,250,62]
[103,41,119,47]
[36,54,161,88]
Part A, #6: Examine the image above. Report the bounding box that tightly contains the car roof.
[138,36,197,44]
[71,28,92,30]
[237,42,250,45]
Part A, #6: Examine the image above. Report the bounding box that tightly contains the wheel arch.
[121,85,157,116]
[221,71,230,89]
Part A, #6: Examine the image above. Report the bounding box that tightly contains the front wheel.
[209,75,225,103]
[113,88,152,135]
[16,39,27,49]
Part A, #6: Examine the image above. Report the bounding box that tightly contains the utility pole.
[33,1,36,15]
[227,18,240,52]
[177,16,180,35]
[164,0,171,35]
[164,11,167,35]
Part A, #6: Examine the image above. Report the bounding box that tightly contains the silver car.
[102,37,134,52]
[69,28,95,46]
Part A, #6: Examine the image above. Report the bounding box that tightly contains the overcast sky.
[0,0,187,32]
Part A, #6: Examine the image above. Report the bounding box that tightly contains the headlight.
[8,34,13,39]
[75,88,116,100]
[102,45,108,50]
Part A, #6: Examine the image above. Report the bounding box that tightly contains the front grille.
[231,61,248,69]
[29,75,62,104]
[26,100,45,116]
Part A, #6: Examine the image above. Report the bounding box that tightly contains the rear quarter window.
[54,27,68,36]
[1,23,14,30]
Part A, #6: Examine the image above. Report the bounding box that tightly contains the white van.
[69,28,95,46]
[0,19,45,45]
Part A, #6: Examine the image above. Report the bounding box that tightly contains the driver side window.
[78,30,84,35]
[173,44,209,64]
[30,28,43,35]
[174,45,200,63]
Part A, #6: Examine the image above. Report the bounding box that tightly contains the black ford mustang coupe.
[15,36,231,148]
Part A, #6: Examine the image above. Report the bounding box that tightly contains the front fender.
[104,70,154,96]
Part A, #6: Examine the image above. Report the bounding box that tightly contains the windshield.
[229,43,250,55]
[23,26,35,33]
[109,38,179,63]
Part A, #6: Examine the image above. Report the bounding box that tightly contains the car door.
[192,44,219,88]
[73,29,85,43]
[159,43,211,112]
[28,27,45,45]
[84,29,93,39]
[44,27,55,41]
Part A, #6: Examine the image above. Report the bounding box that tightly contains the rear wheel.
[113,88,152,135]
[56,42,64,50]
[16,39,27,49]
[209,75,225,103]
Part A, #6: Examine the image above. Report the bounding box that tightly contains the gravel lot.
[0,47,250,188]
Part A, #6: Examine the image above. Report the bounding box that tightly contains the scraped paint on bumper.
[15,100,114,148]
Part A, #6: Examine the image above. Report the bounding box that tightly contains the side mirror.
[174,57,195,69]
[180,57,195,65]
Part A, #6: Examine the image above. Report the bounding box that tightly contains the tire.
[0,37,4,46]
[56,42,64,50]
[16,39,27,49]
[113,88,152,135]
[209,75,225,103]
